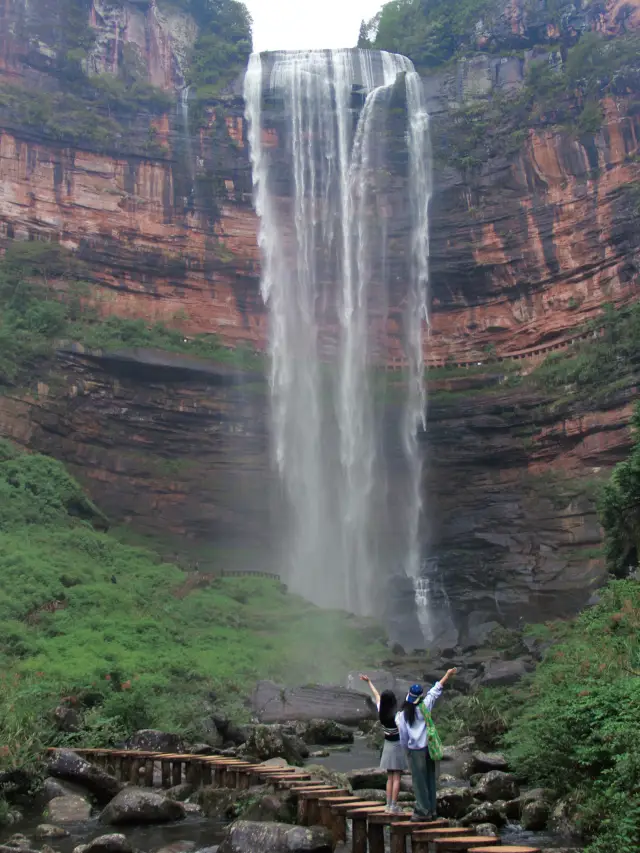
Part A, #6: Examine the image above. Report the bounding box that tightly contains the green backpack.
[419,701,444,761]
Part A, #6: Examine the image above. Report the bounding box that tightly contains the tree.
[600,404,640,577]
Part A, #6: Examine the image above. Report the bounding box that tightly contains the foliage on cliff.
[436,30,640,169]
[599,403,640,578]
[531,301,640,398]
[358,0,496,68]
[0,441,385,758]
[0,242,260,385]
[185,0,253,98]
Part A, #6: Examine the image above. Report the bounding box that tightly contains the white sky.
[244,0,385,52]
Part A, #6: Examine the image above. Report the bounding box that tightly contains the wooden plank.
[414,828,474,839]
[432,838,499,851]
[368,812,411,824]
[468,849,541,853]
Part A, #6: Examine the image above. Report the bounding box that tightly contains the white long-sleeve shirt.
[397,682,443,750]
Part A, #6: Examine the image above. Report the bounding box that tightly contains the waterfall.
[244,49,432,618]
[179,85,195,200]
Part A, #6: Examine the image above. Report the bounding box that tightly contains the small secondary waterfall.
[244,49,432,617]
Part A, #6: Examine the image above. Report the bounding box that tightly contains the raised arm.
[439,667,457,687]
[359,674,381,706]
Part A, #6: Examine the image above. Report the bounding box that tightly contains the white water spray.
[244,49,432,618]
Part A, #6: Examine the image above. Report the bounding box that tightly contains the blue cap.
[406,684,424,704]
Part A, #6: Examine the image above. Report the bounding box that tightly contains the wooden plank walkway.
[47,748,541,853]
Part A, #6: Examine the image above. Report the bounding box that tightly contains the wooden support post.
[114,756,123,783]
[352,816,368,853]
[161,760,172,788]
[144,759,155,788]
[201,762,213,786]
[172,760,182,787]
[129,758,141,785]
[389,821,446,853]
[190,761,203,788]
[214,765,226,787]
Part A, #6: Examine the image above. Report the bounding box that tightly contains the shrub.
[505,580,640,853]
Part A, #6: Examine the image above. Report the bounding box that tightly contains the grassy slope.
[0,441,386,757]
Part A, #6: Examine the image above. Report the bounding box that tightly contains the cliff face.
[1,0,639,643]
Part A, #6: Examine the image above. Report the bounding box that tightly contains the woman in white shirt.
[397,669,457,821]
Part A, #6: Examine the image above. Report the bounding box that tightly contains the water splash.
[244,49,432,618]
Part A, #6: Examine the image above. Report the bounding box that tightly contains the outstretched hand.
[359,674,370,683]
[446,667,458,678]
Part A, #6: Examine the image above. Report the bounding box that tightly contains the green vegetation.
[0,441,385,768]
[436,580,640,853]
[507,581,640,853]
[599,404,640,578]
[185,0,253,99]
[358,0,496,69]
[531,302,640,398]
[0,241,262,387]
[431,31,640,169]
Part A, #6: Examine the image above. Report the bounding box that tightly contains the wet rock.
[479,659,531,687]
[190,743,217,755]
[436,787,474,819]
[469,774,483,787]
[438,774,458,785]
[501,798,522,820]
[239,726,305,765]
[454,736,476,752]
[521,787,553,804]
[0,770,34,797]
[293,720,354,745]
[212,716,248,747]
[183,803,202,815]
[42,778,73,802]
[156,843,197,853]
[197,787,266,821]
[475,823,499,836]
[125,730,186,753]
[550,798,581,838]
[218,820,332,853]
[192,848,218,853]
[309,750,329,758]
[54,705,80,733]
[461,802,506,827]
[252,682,376,724]
[99,788,186,825]
[463,752,509,777]
[73,846,88,853]
[166,784,195,802]
[5,836,31,849]
[35,825,70,839]
[84,835,133,853]
[521,799,550,831]
[474,771,520,802]
[46,795,92,823]
[240,794,295,823]
[347,768,387,790]
[48,750,122,803]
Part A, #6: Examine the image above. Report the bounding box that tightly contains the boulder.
[46,795,92,823]
[212,716,248,747]
[304,766,350,791]
[5,837,32,850]
[474,823,500,836]
[438,774,458,785]
[239,726,305,765]
[42,778,73,802]
[454,736,477,752]
[84,835,133,853]
[48,750,122,803]
[463,752,509,777]
[461,802,506,827]
[124,730,186,753]
[166,784,195,802]
[347,768,387,791]
[309,750,330,759]
[435,787,474,819]
[99,789,186,825]
[252,682,376,724]
[293,720,354,745]
[54,705,80,733]
[478,659,530,688]
[240,794,295,823]
[474,771,520,802]
[549,798,582,838]
[34,826,70,839]
[197,787,267,821]
[501,798,522,820]
[218,821,332,853]
[521,799,550,831]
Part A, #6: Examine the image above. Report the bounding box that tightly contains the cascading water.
[244,49,432,619]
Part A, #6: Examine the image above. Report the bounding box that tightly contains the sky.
[244,0,385,52]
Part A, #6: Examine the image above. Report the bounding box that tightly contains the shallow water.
[1,810,226,853]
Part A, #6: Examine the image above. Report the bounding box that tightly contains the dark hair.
[402,700,417,726]
[378,690,397,722]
